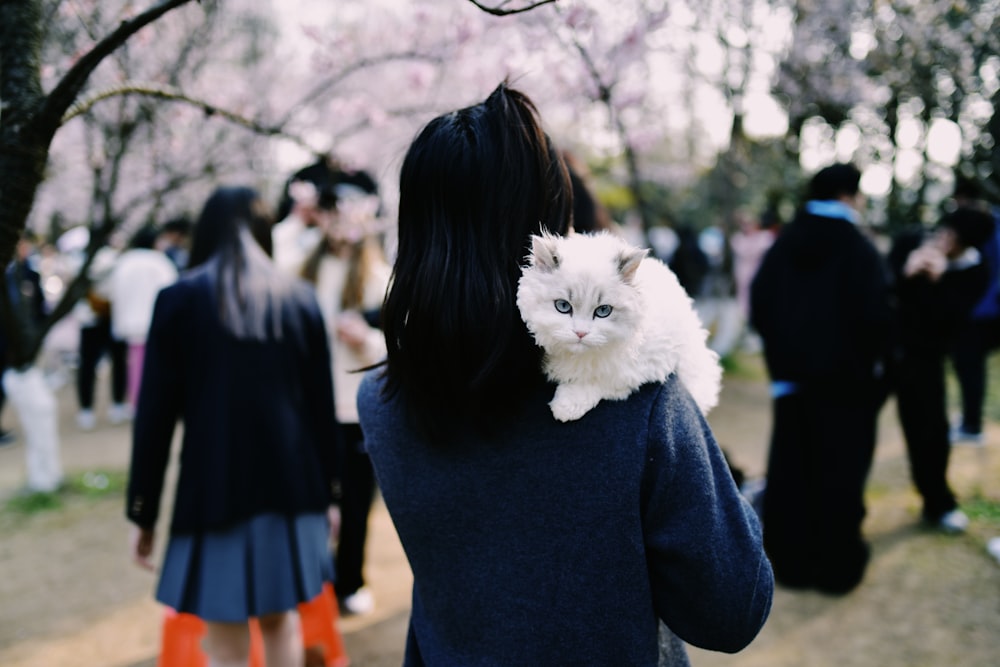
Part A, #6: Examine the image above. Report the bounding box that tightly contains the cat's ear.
[617,247,647,284]
[530,234,560,272]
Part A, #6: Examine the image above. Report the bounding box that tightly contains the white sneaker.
[76,409,96,431]
[936,509,969,534]
[108,403,132,425]
[950,426,984,446]
[987,537,1000,564]
[341,587,375,616]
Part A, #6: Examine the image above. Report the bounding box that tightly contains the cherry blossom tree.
[0,0,201,264]
[987,91,1000,200]
[773,0,1000,225]
[8,0,993,492]
[0,0,568,493]
[1,0,210,491]
[0,0,464,493]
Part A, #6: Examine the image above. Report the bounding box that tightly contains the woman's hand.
[903,243,947,281]
[129,524,156,572]
[336,310,371,351]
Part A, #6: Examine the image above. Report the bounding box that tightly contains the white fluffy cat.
[517,231,722,422]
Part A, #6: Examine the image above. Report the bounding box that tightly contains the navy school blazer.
[126,265,343,534]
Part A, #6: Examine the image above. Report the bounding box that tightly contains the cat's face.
[517,232,646,353]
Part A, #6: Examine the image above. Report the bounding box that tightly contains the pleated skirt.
[156,512,334,623]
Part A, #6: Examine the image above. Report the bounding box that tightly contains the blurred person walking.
[668,225,710,300]
[729,209,775,351]
[272,157,380,276]
[946,177,1000,445]
[0,232,48,444]
[300,183,390,617]
[887,206,995,533]
[272,178,337,276]
[126,186,343,667]
[358,82,772,666]
[751,163,893,594]
[74,244,129,431]
[103,226,178,411]
[156,216,193,272]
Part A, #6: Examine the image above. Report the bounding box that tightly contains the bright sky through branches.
[269,0,970,204]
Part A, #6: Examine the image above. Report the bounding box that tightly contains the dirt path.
[1,355,999,667]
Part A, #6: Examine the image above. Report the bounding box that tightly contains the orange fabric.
[300,583,350,667]
[158,583,348,667]
[157,608,207,667]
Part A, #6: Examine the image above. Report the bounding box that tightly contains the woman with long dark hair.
[126,186,342,667]
[358,82,772,665]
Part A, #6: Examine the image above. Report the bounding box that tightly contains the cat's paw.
[549,387,599,422]
[550,400,590,422]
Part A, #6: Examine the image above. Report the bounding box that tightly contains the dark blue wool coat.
[359,372,772,666]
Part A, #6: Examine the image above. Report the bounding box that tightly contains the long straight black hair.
[187,186,289,341]
[381,81,573,440]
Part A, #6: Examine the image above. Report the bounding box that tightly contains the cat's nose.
[575,330,588,339]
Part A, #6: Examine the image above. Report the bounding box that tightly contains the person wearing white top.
[271,180,337,275]
[101,228,178,409]
[298,191,389,616]
[73,244,130,430]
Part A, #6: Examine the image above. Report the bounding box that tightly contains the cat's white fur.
[517,231,722,422]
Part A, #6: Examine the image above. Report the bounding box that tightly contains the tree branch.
[62,82,322,154]
[37,0,197,132]
[330,104,443,143]
[278,51,444,126]
[466,0,558,16]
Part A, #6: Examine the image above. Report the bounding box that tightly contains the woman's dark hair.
[562,150,612,234]
[188,186,288,340]
[381,81,573,440]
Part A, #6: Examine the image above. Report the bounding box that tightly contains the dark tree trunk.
[0,0,51,366]
[1,0,197,371]
[0,0,49,265]
[1,0,197,270]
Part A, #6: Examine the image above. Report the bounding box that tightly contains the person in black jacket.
[126,187,343,667]
[0,232,48,444]
[887,206,994,533]
[946,177,1000,444]
[750,163,893,595]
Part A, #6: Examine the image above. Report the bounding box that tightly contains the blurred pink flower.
[301,25,323,43]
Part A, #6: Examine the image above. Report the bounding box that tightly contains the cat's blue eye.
[554,299,572,314]
[594,304,613,318]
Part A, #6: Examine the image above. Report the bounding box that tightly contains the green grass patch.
[3,469,126,516]
[987,353,1000,423]
[963,495,1000,524]
[719,353,741,374]
[720,349,769,382]
[66,470,127,497]
[6,490,63,513]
